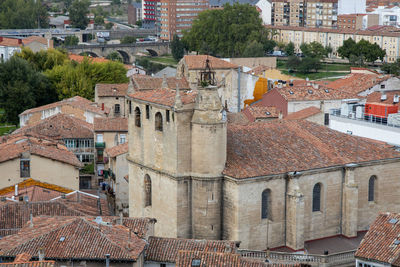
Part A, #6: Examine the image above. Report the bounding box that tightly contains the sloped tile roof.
[0,260,55,267]
[129,88,197,107]
[0,217,146,261]
[105,142,128,158]
[0,136,83,167]
[145,236,239,263]
[20,96,105,116]
[132,76,190,91]
[326,73,390,96]
[284,107,321,120]
[94,117,128,132]
[116,217,156,239]
[0,37,48,48]
[243,102,279,122]
[13,114,94,140]
[367,90,400,107]
[274,82,355,101]
[176,251,301,267]
[246,65,272,75]
[355,212,400,265]
[96,83,128,97]
[183,55,238,70]
[223,120,400,179]
[23,36,51,47]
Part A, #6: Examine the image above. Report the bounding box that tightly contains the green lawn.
[148,55,178,66]
[0,125,16,136]
[277,59,351,72]
[281,70,350,80]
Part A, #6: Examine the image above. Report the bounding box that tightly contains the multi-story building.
[267,24,400,62]
[271,0,366,28]
[338,13,365,29]
[370,5,400,27]
[128,2,142,25]
[159,0,209,40]
[142,0,159,28]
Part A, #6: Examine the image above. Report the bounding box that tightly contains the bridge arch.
[79,51,99,58]
[146,49,158,57]
[117,50,131,64]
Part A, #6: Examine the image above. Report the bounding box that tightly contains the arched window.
[135,107,141,127]
[368,175,377,202]
[312,183,321,212]
[261,189,271,220]
[155,112,163,131]
[144,174,152,207]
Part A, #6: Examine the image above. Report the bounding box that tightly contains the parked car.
[272,51,287,57]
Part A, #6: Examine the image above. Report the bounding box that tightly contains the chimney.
[15,184,18,197]
[105,254,110,267]
[101,103,104,111]
[18,39,22,45]
[278,111,283,120]
[119,212,123,225]
[0,37,3,42]
[394,94,399,103]
[312,83,319,89]
[38,249,45,261]
[29,213,33,228]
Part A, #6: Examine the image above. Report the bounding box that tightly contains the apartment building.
[142,0,158,28]
[159,0,209,40]
[267,24,400,62]
[271,0,366,28]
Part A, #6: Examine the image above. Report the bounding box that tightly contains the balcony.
[95,142,105,148]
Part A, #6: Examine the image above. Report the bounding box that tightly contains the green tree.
[242,40,264,57]
[338,38,386,65]
[285,42,295,56]
[68,0,90,30]
[14,47,68,71]
[135,20,142,27]
[105,22,113,30]
[0,57,57,124]
[45,58,129,100]
[106,51,122,62]
[0,0,49,29]
[65,36,79,46]
[121,36,136,44]
[171,34,185,61]
[297,57,321,73]
[337,38,357,60]
[183,3,271,57]
[94,16,105,26]
[286,55,301,72]
[382,59,400,75]
[300,42,330,59]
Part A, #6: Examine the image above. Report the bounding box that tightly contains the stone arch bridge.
[65,42,170,64]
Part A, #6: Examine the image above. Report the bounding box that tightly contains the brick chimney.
[18,39,22,45]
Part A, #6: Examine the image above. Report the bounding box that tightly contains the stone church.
[126,69,400,251]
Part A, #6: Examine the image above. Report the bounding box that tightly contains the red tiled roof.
[0,217,146,261]
[183,55,238,70]
[0,136,83,168]
[367,90,400,107]
[246,65,272,75]
[326,73,390,95]
[105,142,128,158]
[355,212,400,265]
[244,102,279,122]
[145,236,239,263]
[223,120,400,179]
[130,88,197,107]
[117,217,156,239]
[176,251,301,267]
[0,36,50,48]
[0,260,55,267]
[274,82,355,101]
[13,114,93,139]
[23,36,52,47]
[20,96,105,116]
[94,117,128,132]
[284,107,321,120]
[132,76,190,91]
[96,83,128,97]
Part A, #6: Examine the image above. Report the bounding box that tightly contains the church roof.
[129,88,197,107]
[224,120,400,179]
[96,83,128,97]
[183,55,238,70]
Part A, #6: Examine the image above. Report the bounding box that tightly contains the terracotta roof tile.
[94,117,128,132]
[326,73,390,96]
[0,136,83,167]
[274,82,355,101]
[132,76,190,91]
[367,90,400,107]
[243,102,279,122]
[130,88,197,107]
[183,55,239,70]
[20,96,105,116]
[0,216,146,261]
[0,37,49,48]
[284,107,322,120]
[246,65,272,75]
[223,120,400,179]
[105,142,128,158]
[145,236,239,263]
[0,260,55,267]
[355,212,400,265]
[13,253,32,263]
[96,83,128,97]
[23,36,51,47]
[117,217,156,239]
[13,114,93,140]
[176,251,301,267]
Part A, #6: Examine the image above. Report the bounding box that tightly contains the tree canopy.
[286,42,331,73]
[338,38,386,65]
[382,59,400,75]
[0,57,57,124]
[171,34,185,61]
[14,47,68,71]
[182,3,274,57]
[68,0,90,30]
[0,0,49,29]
